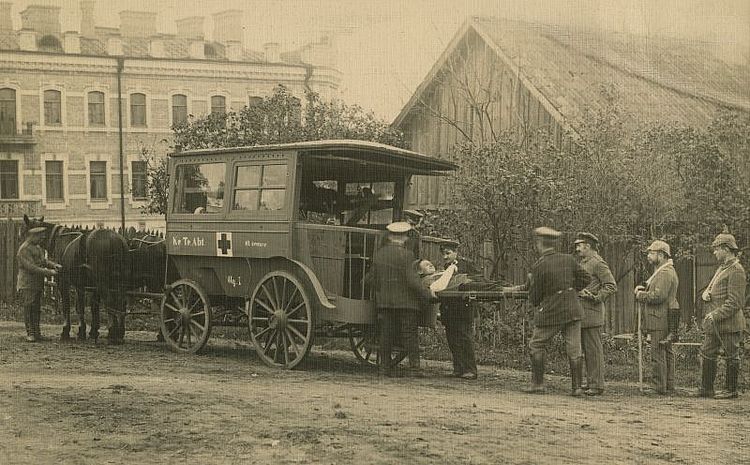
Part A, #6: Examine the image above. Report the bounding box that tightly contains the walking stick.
[637,301,644,393]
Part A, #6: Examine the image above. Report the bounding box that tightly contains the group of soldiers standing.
[368,215,746,400]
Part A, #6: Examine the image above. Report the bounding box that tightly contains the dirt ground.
[0,321,747,465]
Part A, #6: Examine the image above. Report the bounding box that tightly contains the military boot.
[570,357,585,397]
[697,358,717,398]
[23,304,35,342]
[659,309,680,345]
[714,361,739,399]
[522,352,546,394]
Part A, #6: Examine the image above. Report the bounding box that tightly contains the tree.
[142,85,405,215]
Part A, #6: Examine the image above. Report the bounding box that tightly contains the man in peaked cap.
[505,227,591,395]
[16,227,61,342]
[366,222,434,376]
[635,239,679,395]
[439,238,482,380]
[697,231,746,399]
[402,210,424,259]
[574,232,617,396]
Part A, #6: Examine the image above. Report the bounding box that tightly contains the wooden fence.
[0,219,21,303]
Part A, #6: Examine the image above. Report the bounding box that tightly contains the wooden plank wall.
[0,219,21,303]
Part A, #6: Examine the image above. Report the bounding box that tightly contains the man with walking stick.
[697,231,746,399]
[634,240,679,395]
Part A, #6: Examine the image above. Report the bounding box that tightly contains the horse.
[126,230,167,294]
[84,228,130,344]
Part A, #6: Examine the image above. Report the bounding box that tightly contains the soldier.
[402,209,424,259]
[439,239,481,380]
[366,222,434,377]
[505,227,590,395]
[697,232,746,399]
[634,240,679,395]
[574,233,617,396]
[16,227,61,342]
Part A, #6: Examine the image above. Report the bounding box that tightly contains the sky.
[7,0,750,120]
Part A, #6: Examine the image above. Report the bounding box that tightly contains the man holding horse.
[17,226,61,342]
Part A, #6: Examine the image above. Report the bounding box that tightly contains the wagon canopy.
[171,139,458,181]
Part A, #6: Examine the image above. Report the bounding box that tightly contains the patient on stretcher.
[417,259,510,293]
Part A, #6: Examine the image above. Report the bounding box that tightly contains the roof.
[394,17,750,130]
[171,139,458,176]
[0,30,270,64]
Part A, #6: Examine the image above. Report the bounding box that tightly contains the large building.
[0,2,340,230]
[394,17,750,210]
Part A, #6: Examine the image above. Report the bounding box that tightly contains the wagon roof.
[170,139,458,174]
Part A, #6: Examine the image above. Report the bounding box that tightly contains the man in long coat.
[17,227,60,342]
[574,233,617,396]
[506,227,590,395]
[698,232,746,399]
[635,240,679,395]
[366,222,433,376]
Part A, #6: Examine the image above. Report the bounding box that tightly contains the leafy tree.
[142,85,405,215]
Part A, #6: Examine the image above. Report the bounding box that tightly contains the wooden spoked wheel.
[348,324,408,367]
[160,279,212,354]
[248,271,313,369]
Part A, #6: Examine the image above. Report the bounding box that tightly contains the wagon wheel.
[348,324,408,367]
[248,271,313,369]
[160,279,212,354]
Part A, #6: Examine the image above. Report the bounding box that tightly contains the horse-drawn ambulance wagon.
[160,140,457,368]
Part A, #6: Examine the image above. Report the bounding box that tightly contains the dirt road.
[0,321,747,465]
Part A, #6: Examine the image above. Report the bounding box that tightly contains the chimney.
[301,33,336,68]
[119,10,157,38]
[212,10,243,44]
[149,38,166,58]
[80,0,96,38]
[263,42,280,63]
[0,2,12,31]
[63,31,81,54]
[20,4,61,35]
[19,29,37,51]
[188,40,204,59]
[107,36,123,55]
[176,16,204,40]
[225,40,242,61]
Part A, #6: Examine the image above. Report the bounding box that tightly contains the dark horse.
[22,215,130,343]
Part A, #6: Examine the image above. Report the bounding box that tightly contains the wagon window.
[232,164,287,211]
[173,162,226,214]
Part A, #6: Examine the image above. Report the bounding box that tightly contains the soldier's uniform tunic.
[579,253,617,391]
[16,238,57,340]
[636,260,679,393]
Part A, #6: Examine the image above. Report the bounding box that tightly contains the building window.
[38,35,63,53]
[0,160,19,199]
[172,94,187,126]
[44,90,62,125]
[131,161,147,199]
[248,96,263,108]
[204,43,217,58]
[90,161,107,200]
[45,161,64,202]
[88,91,105,125]
[130,93,146,127]
[211,95,226,115]
[0,88,16,135]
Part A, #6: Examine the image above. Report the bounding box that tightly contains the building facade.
[0,2,340,230]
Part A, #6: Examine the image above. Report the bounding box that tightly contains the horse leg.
[76,287,87,341]
[90,292,100,342]
[60,285,72,341]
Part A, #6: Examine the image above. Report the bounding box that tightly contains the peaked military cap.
[402,209,424,219]
[533,226,561,239]
[439,238,460,250]
[386,222,412,234]
[645,240,671,257]
[28,227,47,236]
[711,232,739,250]
[574,232,599,246]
